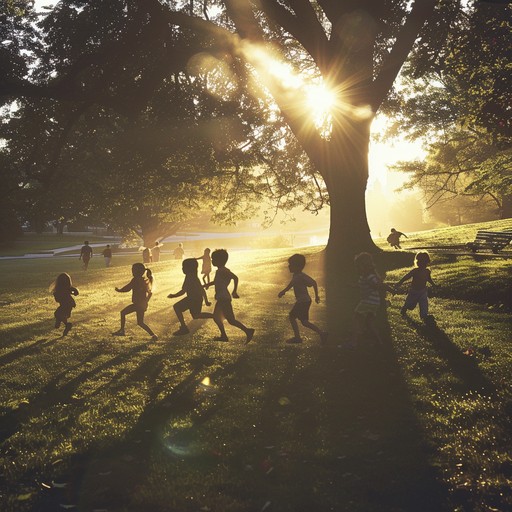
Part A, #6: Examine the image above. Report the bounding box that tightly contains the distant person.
[168,258,212,335]
[112,263,158,341]
[205,249,255,343]
[352,252,394,346]
[387,228,408,250]
[196,247,212,285]
[396,251,436,323]
[174,243,185,260]
[278,253,327,344]
[152,241,163,262]
[142,246,152,264]
[79,240,93,270]
[50,272,79,336]
[102,244,113,267]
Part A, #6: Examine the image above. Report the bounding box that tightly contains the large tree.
[2,0,457,260]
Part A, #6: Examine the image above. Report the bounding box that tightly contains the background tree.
[386,1,512,221]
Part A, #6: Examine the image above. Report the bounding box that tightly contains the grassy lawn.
[1,225,511,511]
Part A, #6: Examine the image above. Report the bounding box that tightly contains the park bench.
[465,229,512,254]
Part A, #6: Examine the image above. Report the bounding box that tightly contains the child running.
[396,251,436,323]
[168,258,212,335]
[196,248,212,285]
[278,253,327,344]
[50,273,79,336]
[205,249,255,343]
[352,252,394,346]
[112,263,158,340]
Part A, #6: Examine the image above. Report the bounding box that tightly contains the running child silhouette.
[168,258,212,335]
[205,249,255,343]
[196,248,212,284]
[113,263,158,340]
[278,253,327,344]
[50,273,79,336]
[396,251,436,323]
[352,252,394,346]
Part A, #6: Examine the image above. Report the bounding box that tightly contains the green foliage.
[387,2,512,221]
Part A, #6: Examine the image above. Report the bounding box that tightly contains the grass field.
[1,221,511,512]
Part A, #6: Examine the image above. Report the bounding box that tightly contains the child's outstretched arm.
[115,282,132,293]
[278,280,293,298]
[231,272,240,298]
[168,288,185,299]
[396,270,414,287]
[311,279,320,303]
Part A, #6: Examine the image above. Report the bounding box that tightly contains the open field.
[1,223,512,511]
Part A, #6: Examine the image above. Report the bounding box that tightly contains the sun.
[306,84,336,122]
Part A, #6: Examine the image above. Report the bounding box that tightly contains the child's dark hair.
[132,263,153,283]
[182,258,198,273]
[211,249,228,266]
[354,252,378,276]
[415,252,431,267]
[288,253,306,272]
[50,273,72,293]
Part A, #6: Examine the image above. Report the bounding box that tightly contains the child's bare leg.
[173,304,187,328]
[136,310,156,337]
[301,320,321,334]
[213,305,228,339]
[289,313,301,339]
[367,315,382,344]
[120,304,136,330]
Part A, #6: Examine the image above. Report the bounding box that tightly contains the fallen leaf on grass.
[59,505,76,509]
[17,493,33,501]
[98,471,111,476]
[278,397,290,406]
[261,501,271,511]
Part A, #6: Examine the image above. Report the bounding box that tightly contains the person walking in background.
[278,253,327,344]
[152,241,163,262]
[387,228,408,250]
[168,258,212,335]
[50,272,79,336]
[79,240,93,270]
[396,251,436,324]
[142,246,152,264]
[174,243,185,260]
[196,247,212,284]
[205,249,255,343]
[352,252,394,346]
[112,263,158,341]
[102,244,113,267]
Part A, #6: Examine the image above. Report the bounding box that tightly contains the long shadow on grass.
[0,344,148,445]
[404,316,495,396]
[31,350,250,511]
[0,337,57,366]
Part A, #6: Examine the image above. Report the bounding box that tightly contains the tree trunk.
[316,118,380,337]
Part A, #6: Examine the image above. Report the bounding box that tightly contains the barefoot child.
[50,273,79,336]
[352,252,394,345]
[205,249,255,343]
[396,251,436,323]
[168,258,212,335]
[113,263,158,340]
[278,253,327,344]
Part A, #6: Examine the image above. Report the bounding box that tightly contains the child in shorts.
[278,253,327,344]
[168,258,212,335]
[352,252,394,345]
[396,251,436,323]
[205,249,255,343]
[112,263,158,341]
